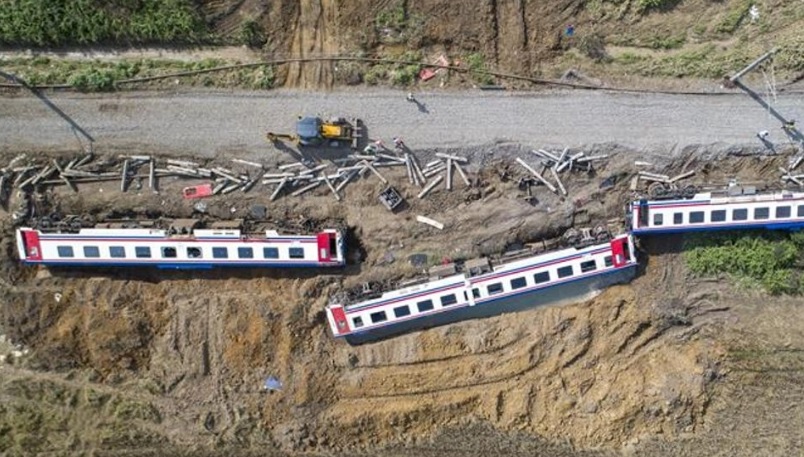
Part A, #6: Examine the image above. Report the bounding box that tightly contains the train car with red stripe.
[15,219,345,270]
[326,234,637,345]
[627,185,804,235]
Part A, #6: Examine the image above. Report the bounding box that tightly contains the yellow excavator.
[267,116,363,149]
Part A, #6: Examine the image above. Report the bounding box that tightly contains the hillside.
[0,0,803,90]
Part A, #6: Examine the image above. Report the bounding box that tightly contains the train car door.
[610,237,628,267]
[20,230,42,261]
[317,232,333,263]
[327,305,350,335]
[637,199,649,228]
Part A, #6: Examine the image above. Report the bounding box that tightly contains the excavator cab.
[297,116,325,146]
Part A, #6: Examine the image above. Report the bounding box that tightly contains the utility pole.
[727,49,804,145]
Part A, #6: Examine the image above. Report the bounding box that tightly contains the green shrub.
[67,68,117,92]
[577,33,609,62]
[645,33,686,50]
[391,65,420,86]
[238,19,265,48]
[684,231,803,295]
[0,0,208,46]
[364,65,389,85]
[251,66,275,89]
[465,52,495,85]
[716,1,752,34]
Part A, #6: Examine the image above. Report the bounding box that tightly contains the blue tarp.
[263,375,282,391]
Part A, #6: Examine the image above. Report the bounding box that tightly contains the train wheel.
[648,182,667,199]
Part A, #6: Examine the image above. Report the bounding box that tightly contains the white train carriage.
[628,186,804,236]
[16,225,346,269]
[326,234,637,344]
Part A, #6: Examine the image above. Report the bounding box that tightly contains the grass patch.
[1,57,277,92]
[684,231,804,295]
[715,0,752,34]
[374,1,425,46]
[0,0,209,47]
[465,52,495,85]
[363,50,422,86]
[644,33,686,50]
[615,52,648,65]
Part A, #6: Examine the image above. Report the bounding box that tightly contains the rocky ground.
[0,139,802,456]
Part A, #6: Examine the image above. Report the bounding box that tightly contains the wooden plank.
[435,152,468,163]
[120,160,129,192]
[167,159,199,168]
[515,158,557,193]
[416,215,444,230]
[148,159,156,191]
[669,170,696,183]
[362,161,388,184]
[278,162,306,170]
[417,175,443,199]
[270,177,288,201]
[549,167,568,196]
[423,164,446,178]
[446,159,453,190]
[335,169,359,193]
[290,181,321,197]
[322,173,341,201]
[454,163,471,186]
[232,158,264,169]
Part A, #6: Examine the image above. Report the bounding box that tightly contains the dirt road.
[1,89,802,157]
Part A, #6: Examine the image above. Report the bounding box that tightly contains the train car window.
[212,247,228,259]
[110,246,125,258]
[776,206,791,218]
[534,271,550,284]
[263,247,279,259]
[673,213,683,224]
[689,212,705,223]
[238,247,254,258]
[580,260,597,272]
[472,288,480,298]
[83,246,100,258]
[711,210,726,222]
[652,213,663,226]
[393,306,411,318]
[557,265,574,278]
[135,246,151,258]
[352,316,364,328]
[510,277,527,290]
[57,246,74,258]
[604,256,614,267]
[733,208,748,221]
[754,207,770,220]
[798,205,804,217]
[370,311,388,323]
[289,247,305,259]
[417,299,434,312]
[440,294,458,306]
[487,283,504,295]
[161,247,177,258]
[187,247,202,258]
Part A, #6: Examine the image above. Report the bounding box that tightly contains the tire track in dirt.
[286,0,336,89]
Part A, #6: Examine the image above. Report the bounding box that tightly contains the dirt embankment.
[0,144,802,456]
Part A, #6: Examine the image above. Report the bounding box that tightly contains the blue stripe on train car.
[633,220,804,235]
